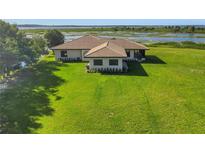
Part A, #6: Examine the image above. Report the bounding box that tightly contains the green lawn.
[0,47,205,134]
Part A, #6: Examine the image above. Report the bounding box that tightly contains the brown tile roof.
[84,41,127,58]
[51,35,105,50]
[102,38,149,50]
[51,35,149,50]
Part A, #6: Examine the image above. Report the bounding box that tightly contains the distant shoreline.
[18,24,205,29]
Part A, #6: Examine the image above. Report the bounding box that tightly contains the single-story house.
[51,35,149,72]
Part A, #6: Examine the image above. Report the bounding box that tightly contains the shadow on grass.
[142,55,166,64]
[0,60,65,133]
[101,56,166,76]
[101,61,148,76]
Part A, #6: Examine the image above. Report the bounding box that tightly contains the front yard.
[1,47,205,133]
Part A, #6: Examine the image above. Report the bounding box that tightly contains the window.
[93,59,103,66]
[109,59,118,66]
[126,50,130,57]
[61,50,67,57]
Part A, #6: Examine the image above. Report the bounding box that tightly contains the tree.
[187,26,195,33]
[0,20,19,76]
[44,29,64,48]
[31,36,47,56]
[0,20,48,77]
[174,26,181,32]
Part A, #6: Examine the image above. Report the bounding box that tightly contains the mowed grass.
[1,47,205,133]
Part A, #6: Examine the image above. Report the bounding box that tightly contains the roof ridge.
[85,40,127,58]
[101,41,125,56]
[85,42,108,56]
[107,43,126,56]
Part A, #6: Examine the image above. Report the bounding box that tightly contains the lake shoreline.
[22,29,205,44]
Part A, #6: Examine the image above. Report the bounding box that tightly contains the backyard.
[0,46,205,133]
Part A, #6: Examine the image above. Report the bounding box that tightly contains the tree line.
[0,20,64,78]
[111,25,204,33]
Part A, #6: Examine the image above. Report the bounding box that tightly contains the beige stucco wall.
[82,49,89,61]
[54,49,82,60]
[54,49,143,62]
[88,58,123,70]
[54,50,61,60]
[67,49,81,58]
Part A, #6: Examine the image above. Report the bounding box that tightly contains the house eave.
[51,48,90,50]
[84,56,127,58]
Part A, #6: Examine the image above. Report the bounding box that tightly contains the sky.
[3,19,205,26]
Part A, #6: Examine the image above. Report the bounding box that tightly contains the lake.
[63,31,205,43]
[25,30,205,44]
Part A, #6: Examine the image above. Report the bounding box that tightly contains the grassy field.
[148,41,205,50]
[0,46,205,134]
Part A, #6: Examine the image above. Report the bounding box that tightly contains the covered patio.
[125,49,146,61]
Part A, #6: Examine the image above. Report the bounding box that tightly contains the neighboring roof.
[51,35,105,50]
[51,35,149,50]
[85,41,127,58]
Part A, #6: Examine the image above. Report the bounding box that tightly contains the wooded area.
[0,20,64,79]
[0,20,46,78]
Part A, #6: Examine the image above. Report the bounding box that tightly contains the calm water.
[63,32,205,43]
[25,30,205,43]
